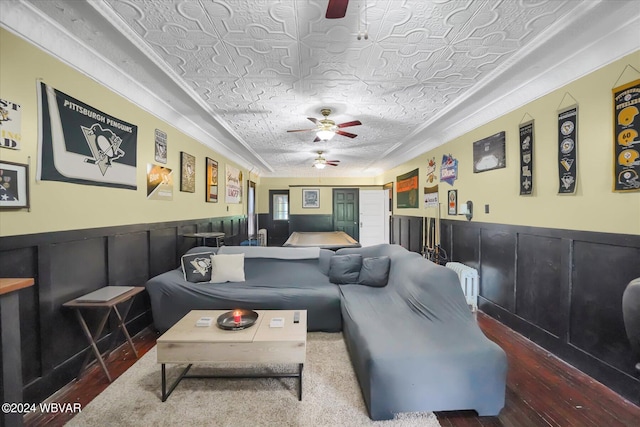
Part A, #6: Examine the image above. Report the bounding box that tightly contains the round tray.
[217,309,258,331]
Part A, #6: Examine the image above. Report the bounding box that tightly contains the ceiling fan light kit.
[316,129,336,141]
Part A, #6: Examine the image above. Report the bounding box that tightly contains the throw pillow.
[358,256,391,287]
[181,252,214,282]
[210,253,246,283]
[329,254,362,284]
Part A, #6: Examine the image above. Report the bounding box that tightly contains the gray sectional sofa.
[146,245,341,333]
[337,244,507,419]
[145,243,507,420]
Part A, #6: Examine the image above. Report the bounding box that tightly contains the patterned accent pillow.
[181,252,214,282]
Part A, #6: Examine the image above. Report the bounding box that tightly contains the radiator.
[445,262,479,311]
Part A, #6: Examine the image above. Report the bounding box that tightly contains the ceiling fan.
[287,108,361,142]
[313,151,340,169]
[326,0,349,19]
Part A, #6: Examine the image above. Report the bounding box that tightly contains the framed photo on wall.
[206,157,218,202]
[180,152,195,193]
[0,160,29,209]
[473,131,506,173]
[302,188,320,208]
[154,129,167,164]
[448,189,457,215]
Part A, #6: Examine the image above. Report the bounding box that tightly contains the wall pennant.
[519,120,534,195]
[557,106,578,194]
[612,78,640,192]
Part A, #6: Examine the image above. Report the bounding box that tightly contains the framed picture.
[302,188,320,208]
[154,129,167,164]
[180,152,195,193]
[473,131,506,173]
[205,157,218,203]
[447,189,457,215]
[0,160,29,209]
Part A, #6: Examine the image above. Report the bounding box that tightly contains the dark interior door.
[333,188,359,240]
[269,189,290,246]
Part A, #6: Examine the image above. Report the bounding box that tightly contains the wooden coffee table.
[157,309,307,401]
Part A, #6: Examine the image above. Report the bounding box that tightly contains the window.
[272,193,289,220]
[247,181,256,236]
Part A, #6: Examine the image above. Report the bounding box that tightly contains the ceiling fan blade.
[327,160,340,163]
[326,0,349,19]
[327,162,339,166]
[287,128,315,133]
[336,130,357,138]
[313,136,321,142]
[337,120,361,128]
[307,117,320,125]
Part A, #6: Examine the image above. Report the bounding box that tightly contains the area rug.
[66,333,441,427]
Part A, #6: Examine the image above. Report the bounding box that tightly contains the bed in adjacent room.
[283,231,361,250]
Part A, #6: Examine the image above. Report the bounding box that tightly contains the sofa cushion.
[358,256,390,287]
[318,249,334,276]
[181,252,214,282]
[210,253,246,283]
[329,254,362,284]
[218,245,319,259]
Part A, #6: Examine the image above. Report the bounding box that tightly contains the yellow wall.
[2,27,638,237]
[258,177,378,215]
[381,51,640,235]
[0,29,249,237]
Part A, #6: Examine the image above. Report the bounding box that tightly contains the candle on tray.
[233,310,242,324]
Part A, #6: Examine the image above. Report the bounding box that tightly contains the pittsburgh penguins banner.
[37,83,137,189]
[613,79,640,192]
[558,107,578,194]
[519,121,534,195]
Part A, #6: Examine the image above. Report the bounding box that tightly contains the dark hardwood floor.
[24,312,640,427]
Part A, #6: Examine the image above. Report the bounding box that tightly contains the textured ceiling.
[4,0,640,177]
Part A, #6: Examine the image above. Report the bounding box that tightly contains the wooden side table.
[63,286,144,382]
[1,278,34,427]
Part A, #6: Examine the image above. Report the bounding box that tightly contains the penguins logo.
[81,124,125,175]
[189,257,211,277]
